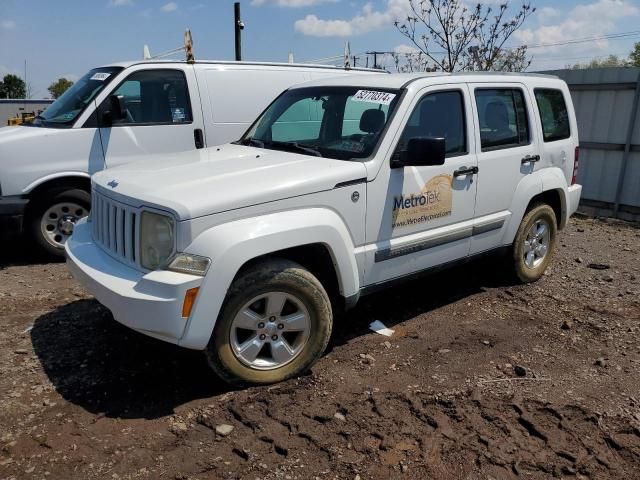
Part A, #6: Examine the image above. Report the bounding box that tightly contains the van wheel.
[206,259,332,387]
[29,188,91,257]
[511,203,557,283]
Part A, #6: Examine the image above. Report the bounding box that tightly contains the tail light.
[571,146,579,185]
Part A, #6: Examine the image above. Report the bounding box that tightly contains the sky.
[1,0,640,98]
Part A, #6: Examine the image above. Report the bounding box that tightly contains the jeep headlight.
[140,211,175,270]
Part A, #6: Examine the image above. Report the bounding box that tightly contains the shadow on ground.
[0,233,60,269]
[31,253,516,420]
[31,299,227,419]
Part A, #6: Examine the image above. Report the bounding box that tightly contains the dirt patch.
[1,217,639,479]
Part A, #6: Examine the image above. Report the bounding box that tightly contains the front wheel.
[205,259,332,387]
[29,188,90,257]
[511,203,557,283]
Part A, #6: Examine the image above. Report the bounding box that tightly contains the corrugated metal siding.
[540,68,640,217]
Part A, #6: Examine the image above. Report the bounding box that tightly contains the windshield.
[32,67,123,127]
[240,86,401,161]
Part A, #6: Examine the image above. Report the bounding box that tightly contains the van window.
[395,90,467,157]
[272,97,323,142]
[475,89,529,151]
[534,88,570,142]
[102,69,192,125]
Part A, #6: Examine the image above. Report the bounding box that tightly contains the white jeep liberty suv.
[66,73,582,386]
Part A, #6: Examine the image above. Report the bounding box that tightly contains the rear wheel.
[206,259,332,387]
[29,188,90,257]
[511,203,557,283]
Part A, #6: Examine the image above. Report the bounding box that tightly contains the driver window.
[102,69,192,125]
[395,90,467,158]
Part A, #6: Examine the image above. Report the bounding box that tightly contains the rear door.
[468,83,541,254]
[98,65,205,168]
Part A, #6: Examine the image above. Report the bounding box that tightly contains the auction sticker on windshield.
[352,90,396,105]
[90,72,111,81]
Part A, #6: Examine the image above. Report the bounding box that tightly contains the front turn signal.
[182,287,200,318]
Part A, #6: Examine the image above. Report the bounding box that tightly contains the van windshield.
[31,67,123,128]
[239,86,401,161]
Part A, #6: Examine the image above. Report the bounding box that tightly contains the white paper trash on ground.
[369,320,395,337]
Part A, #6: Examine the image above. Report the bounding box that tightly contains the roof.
[295,71,561,90]
[97,59,383,73]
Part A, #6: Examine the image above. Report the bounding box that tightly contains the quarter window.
[475,89,529,151]
[395,90,467,157]
[101,69,192,125]
[534,88,570,142]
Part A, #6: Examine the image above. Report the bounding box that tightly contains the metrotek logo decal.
[391,174,453,229]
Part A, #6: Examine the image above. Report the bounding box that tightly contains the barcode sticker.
[352,90,396,105]
[90,72,111,81]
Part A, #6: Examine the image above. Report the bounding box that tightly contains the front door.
[97,66,205,168]
[364,85,478,286]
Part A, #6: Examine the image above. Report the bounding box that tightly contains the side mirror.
[394,137,446,167]
[101,95,126,126]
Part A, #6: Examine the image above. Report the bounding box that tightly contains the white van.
[0,60,382,254]
[66,72,582,386]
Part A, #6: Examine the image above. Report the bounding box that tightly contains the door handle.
[521,154,540,165]
[453,166,479,177]
[194,128,204,149]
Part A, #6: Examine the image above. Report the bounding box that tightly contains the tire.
[511,203,557,283]
[29,188,91,257]
[206,258,333,387]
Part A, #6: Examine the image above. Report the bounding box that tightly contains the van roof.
[294,71,562,90]
[98,59,384,73]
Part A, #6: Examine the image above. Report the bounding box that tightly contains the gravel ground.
[0,217,639,480]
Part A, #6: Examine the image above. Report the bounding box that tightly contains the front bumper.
[0,195,28,216]
[65,218,202,346]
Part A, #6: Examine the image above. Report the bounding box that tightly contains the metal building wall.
[541,68,640,221]
[0,99,53,126]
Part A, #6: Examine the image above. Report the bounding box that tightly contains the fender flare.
[502,174,542,245]
[502,168,570,245]
[23,172,91,195]
[540,168,570,229]
[178,208,360,350]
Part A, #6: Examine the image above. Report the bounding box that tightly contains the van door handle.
[194,129,204,149]
[521,154,540,164]
[453,166,479,177]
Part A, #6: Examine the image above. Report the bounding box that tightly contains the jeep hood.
[92,144,367,220]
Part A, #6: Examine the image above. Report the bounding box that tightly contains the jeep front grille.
[91,190,139,266]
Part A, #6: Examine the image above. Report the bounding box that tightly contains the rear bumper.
[65,219,202,346]
[567,184,582,217]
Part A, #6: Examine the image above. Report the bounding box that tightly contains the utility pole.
[366,51,388,70]
[234,2,244,61]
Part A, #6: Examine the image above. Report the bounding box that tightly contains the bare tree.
[393,1,535,72]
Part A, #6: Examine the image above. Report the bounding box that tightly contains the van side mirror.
[394,137,446,167]
[101,95,127,126]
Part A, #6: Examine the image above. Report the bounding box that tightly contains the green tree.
[630,42,640,67]
[48,78,74,99]
[0,74,26,99]
[569,54,628,70]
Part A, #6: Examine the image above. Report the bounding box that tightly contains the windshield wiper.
[236,137,265,148]
[274,141,322,157]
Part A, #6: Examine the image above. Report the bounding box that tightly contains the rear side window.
[395,90,467,157]
[475,89,529,151]
[534,88,570,142]
[102,69,192,125]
